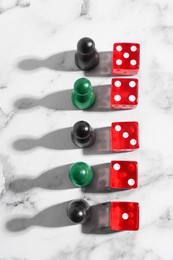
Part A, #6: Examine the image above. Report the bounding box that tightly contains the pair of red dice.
[110,160,139,231]
[111,43,140,109]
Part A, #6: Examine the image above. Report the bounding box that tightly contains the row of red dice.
[111,43,140,109]
[109,43,140,231]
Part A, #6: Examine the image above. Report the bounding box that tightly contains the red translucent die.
[110,202,139,231]
[112,43,140,76]
[110,121,139,151]
[111,78,138,109]
[110,161,138,189]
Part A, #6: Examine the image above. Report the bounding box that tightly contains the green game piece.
[72,78,96,110]
[68,162,94,187]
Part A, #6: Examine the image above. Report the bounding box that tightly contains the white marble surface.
[0,0,173,259]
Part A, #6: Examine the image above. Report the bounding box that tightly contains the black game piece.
[67,199,91,224]
[75,37,99,70]
[71,121,96,148]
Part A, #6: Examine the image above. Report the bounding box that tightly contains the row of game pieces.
[66,37,140,231]
[75,37,140,75]
[71,120,139,150]
[67,200,139,231]
[69,160,138,189]
[72,77,138,110]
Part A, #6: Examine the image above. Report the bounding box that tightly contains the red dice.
[110,121,139,151]
[112,43,140,76]
[110,161,138,189]
[111,78,138,109]
[110,202,139,231]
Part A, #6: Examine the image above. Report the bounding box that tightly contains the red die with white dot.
[110,161,138,189]
[112,43,140,76]
[110,202,139,231]
[110,121,139,151]
[111,78,138,109]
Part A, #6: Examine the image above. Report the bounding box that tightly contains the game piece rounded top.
[73,78,91,95]
[68,161,93,187]
[72,121,92,139]
[67,199,91,224]
[77,37,95,54]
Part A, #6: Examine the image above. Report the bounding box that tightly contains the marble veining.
[0,0,173,259]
